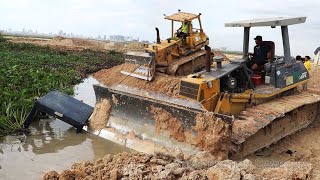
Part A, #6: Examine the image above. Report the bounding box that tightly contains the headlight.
[207,81,213,89]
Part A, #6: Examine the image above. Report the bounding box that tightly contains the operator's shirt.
[182,22,189,33]
[304,60,311,72]
[253,42,271,66]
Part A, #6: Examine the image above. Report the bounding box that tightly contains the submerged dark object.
[24,91,93,132]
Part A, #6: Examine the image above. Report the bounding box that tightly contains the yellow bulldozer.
[121,10,211,81]
[93,16,320,159]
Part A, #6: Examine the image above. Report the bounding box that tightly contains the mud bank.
[94,64,181,96]
[42,150,313,180]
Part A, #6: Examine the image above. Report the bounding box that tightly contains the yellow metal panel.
[199,80,220,111]
[253,79,308,98]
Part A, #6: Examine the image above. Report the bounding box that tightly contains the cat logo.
[299,72,307,80]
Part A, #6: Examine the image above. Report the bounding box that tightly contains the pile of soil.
[147,107,231,160]
[88,99,111,130]
[94,64,181,97]
[42,150,313,180]
[150,106,186,142]
[192,112,231,160]
[308,65,320,92]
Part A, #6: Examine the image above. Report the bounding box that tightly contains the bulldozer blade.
[121,66,153,81]
[94,84,199,135]
[93,84,233,146]
[121,52,155,81]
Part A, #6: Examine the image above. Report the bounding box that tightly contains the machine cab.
[225,17,309,89]
[164,10,209,50]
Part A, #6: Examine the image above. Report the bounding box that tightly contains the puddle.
[0,76,131,180]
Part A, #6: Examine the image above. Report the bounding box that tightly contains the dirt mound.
[42,151,313,180]
[150,106,186,142]
[94,64,181,97]
[308,65,320,93]
[192,112,231,160]
[88,99,111,131]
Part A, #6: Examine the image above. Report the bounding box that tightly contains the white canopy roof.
[225,17,306,27]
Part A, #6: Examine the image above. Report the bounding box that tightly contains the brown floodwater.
[0,76,132,180]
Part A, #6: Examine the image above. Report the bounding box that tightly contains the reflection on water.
[0,76,131,180]
[74,76,100,107]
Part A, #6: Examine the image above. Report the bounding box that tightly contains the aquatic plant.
[0,41,124,137]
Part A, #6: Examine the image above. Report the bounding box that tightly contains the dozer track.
[230,92,320,159]
[167,50,207,76]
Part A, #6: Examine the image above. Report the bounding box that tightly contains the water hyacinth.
[0,39,124,137]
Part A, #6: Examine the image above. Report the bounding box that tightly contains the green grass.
[0,41,124,137]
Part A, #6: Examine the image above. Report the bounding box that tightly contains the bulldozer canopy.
[225,17,306,27]
[165,12,199,22]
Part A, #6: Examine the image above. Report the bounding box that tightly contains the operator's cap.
[254,35,262,41]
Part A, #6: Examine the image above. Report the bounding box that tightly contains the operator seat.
[253,41,275,71]
[252,41,275,85]
[264,41,275,62]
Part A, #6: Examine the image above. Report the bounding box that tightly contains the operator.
[248,35,272,70]
[177,19,189,45]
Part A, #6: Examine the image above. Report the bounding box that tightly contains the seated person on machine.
[177,19,190,44]
[248,35,273,71]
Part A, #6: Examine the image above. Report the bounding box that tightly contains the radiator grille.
[179,81,199,100]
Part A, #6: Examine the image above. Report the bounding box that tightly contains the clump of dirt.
[192,112,231,160]
[88,99,111,130]
[42,151,313,180]
[260,161,313,179]
[94,64,181,97]
[149,108,230,160]
[150,106,185,142]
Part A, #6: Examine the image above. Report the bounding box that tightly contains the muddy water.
[0,76,132,180]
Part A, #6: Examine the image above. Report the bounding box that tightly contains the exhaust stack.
[205,45,212,72]
[155,27,161,44]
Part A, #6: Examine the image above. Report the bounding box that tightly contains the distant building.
[109,35,140,42]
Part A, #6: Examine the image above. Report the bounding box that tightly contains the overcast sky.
[0,0,319,56]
